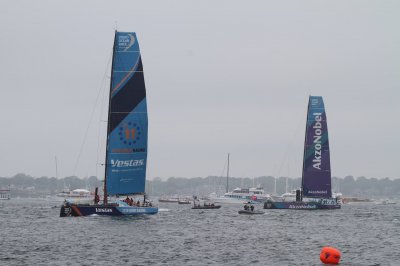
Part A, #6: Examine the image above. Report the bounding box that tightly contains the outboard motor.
[296,189,302,202]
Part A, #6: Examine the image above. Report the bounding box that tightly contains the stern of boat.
[60,202,72,217]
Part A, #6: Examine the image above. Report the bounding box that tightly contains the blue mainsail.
[105,32,148,195]
[301,96,332,198]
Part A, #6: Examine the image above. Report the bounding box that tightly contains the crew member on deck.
[94,194,100,204]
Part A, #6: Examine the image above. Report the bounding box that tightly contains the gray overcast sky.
[0,0,399,180]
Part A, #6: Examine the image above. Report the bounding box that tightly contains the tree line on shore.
[1,173,399,198]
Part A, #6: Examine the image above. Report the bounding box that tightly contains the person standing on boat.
[94,194,100,204]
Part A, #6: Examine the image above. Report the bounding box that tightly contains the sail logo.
[321,199,336,205]
[95,208,113,213]
[118,33,135,51]
[289,204,317,209]
[118,122,141,146]
[121,208,148,213]
[111,148,146,153]
[312,112,323,170]
[311,98,319,105]
[308,190,327,195]
[111,159,144,168]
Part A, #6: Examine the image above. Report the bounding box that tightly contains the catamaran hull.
[264,201,341,210]
[60,204,158,217]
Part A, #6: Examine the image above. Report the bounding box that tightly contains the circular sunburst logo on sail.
[118,122,141,146]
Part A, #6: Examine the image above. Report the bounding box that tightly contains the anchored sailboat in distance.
[264,96,341,210]
[60,31,158,216]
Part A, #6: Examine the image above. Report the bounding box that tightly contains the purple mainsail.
[301,96,332,198]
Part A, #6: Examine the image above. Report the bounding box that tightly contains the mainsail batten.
[105,32,148,196]
[301,96,332,198]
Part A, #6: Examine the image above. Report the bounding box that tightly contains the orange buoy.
[320,246,341,264]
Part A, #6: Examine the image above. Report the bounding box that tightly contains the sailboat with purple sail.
[60,31,158,216]
[264,96,341,210]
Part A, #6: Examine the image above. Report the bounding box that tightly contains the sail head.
[301,96,332,198]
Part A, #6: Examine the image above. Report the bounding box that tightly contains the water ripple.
[1,199,399,265]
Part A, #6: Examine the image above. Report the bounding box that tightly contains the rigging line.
[95,72,109,179]
[276,114,304,179]
[73,51,113,177]
[95,55,112,178]
[216,155,228,195]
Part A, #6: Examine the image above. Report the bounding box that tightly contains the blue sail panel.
[106,32,148,195]
[302,96,332,198]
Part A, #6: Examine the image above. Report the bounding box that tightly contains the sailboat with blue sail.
[60,31,158,216]
[264,96,341,210]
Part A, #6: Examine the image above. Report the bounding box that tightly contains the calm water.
[1,198,399,265]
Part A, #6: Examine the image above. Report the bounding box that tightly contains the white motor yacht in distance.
[210,185,271,204]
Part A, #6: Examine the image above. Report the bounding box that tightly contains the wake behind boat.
[264,96,340,210]
[60,31,158,217]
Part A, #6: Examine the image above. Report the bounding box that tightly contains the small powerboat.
[192,199,221,209]
[239,202,264,214]
[192,204,221,209]
[178,200,191,204]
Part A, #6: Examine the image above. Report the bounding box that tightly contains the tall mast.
[226,153,230,193]
[54,156,58,179]
[301,96,311,196]
[103,30,117,204]
[285,177,288,193]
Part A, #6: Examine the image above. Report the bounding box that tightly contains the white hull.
[210,196,261,204]
[0,194,10,200]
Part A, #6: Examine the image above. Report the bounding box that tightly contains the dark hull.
[238,210,264,215]
[60,203,158,217]
[264,201,341,210]
[178,201,191,204]
[192,205,221,209]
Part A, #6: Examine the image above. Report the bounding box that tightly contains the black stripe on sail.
[136,57,143,72]
[109,58,146,133]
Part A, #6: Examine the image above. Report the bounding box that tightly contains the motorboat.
[210,185,271,204]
